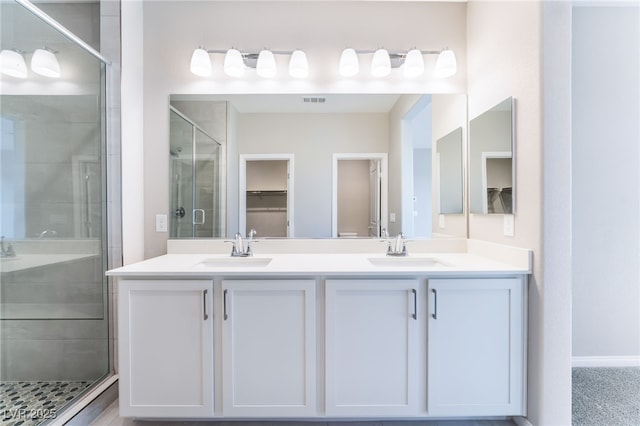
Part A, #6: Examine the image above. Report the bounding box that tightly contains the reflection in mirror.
[168,94,467,239]
[169,105,224,237]
[436,127,463,214]
[469,97,514,214]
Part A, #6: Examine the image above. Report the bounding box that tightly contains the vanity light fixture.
[256,49,276,78]
[31,47,60,78]
[434,49,457,79]
[288,49,308,79]
[371,48,391,77]
[403,48,424,78]
[339,48,359,77]
[191,47,309,79]
[223,48,245,77]
[0,49,28,79]
[190,47,212,77]
[338,47,457,79]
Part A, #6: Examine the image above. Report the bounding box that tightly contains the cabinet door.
[325,279,421,416]
[118,280,214,418]
[221,280,316,417]
[427,277,525,416]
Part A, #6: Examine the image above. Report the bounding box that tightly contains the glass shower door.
[170,110,194,238]
[169,108,221,238]
[0,1,110,423]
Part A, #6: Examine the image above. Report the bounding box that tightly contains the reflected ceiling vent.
[302,97,326,104]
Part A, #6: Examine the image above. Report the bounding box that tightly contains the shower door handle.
[193,209,205,225]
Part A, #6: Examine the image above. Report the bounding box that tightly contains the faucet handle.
[224,240,239,255]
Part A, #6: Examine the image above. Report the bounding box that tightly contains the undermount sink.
[198,257,272,268]
[367,256,448,267]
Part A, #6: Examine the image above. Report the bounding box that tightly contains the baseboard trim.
[572,356,640,367]
[513,416,533,426]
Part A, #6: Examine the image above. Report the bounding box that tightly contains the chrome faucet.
[0,236,16,258]
[226,229,257,257]
[384,232,408,256]
[38,229,57,239]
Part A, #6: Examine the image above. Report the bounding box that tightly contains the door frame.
[332,153,388,238]
[239,154,294,237]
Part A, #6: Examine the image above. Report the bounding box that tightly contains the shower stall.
[0,1,114,425]
[169,106,223,238]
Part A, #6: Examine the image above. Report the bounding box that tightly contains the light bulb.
[435,49,457,78]
[31,48,61,78]
[403,49,424,78]
[0,49,27,79]
[224,48,245,77]
[339,48,359,77]
[289,50,308,79]
[190,48,211,77]
[371,48,391,77]
[256,49,276,78]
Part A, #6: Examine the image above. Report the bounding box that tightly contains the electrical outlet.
[503,214,515,237]
[156,214,168,233]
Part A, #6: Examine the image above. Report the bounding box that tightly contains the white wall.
[388,94,422,236]
[466,2,570,425]
[431,94,467,237]
[136,0,467,257]
[237,112,388,237]
[571,5,640,362]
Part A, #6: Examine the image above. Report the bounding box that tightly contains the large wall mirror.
[168,93,467,239]
[469,97,515,214]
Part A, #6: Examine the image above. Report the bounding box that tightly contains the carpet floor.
[572,367,640,426]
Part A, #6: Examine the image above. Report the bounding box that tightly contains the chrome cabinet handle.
[223,289,228,320]
[431,288,437,320]
[193,209,205,225]
[203,289,209,320]
[411,289,417,320]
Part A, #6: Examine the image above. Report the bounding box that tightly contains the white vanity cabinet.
[427,277,526,416]
[221,279,317,417]
[118,280,214,418]
[325,279,422,416]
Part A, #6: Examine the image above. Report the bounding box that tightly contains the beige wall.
[237,113,388,238]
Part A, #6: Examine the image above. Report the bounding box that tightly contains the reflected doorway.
[239,155,294,237]
[332,153,388,238]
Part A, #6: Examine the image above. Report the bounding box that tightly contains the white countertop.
[106,251,530,278]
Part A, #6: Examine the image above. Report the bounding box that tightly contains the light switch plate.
[503,214,515,237]
[438,214,445,229]
[156,214,168,233]
[390,213,396,223]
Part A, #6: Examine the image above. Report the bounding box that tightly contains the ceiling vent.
[302,97,326,104]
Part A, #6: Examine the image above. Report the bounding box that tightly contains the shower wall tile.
[1,339,64,381]
[61,339,109,380]
[1,338,108,381]
[1,319,108,341]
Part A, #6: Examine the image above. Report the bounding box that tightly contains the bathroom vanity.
[108,239,531,420]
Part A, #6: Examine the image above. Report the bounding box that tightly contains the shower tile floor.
[0,381,91,426]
